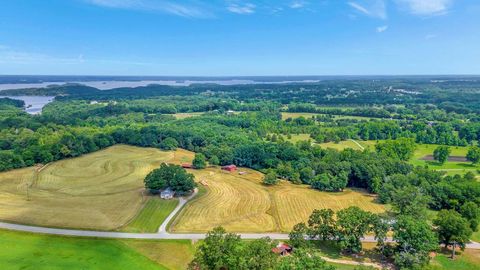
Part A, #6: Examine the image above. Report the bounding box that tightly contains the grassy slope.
[0,145,194,230]
[121,197,179,233]
[0,230,166,270]
[171,167,385,233]
[427,248,480,270]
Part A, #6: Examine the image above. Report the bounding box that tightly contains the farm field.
[281,112,378,121]
[0,229,171,270]
[410,144,479,176]
[121,197,179,233]
[317,140,366,151]
[170,167,385,233]
[171,112,205,119]
[0,145,194,230]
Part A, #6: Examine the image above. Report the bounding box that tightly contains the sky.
[0,0,479,76]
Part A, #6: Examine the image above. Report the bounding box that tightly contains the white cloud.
[85,0,212,18]
[290,1,307,9]
[348,0,387,19]
[376,25,388,32]
[226,3,256,14]
[396,0,452,16]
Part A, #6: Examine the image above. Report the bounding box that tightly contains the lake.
[0,96,55,114]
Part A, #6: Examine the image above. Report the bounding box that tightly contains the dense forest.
[1,78,480,269]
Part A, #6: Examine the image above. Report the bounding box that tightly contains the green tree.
[307,209,336,241]
[289,222,308,248]
[372,214,390,257]
[391,186,430,219]
[393,215,437,269]
[434,210,473,258]
[209,155,220,166]
[466,146,480,164]
[244,238,278,270]
[144,163,195,195]
[336,206,374,254]
[433,145,451,164]
[193,153,207,169]
[190,227,242,270]
[460,202,480,231]
[262,169,279,185]
[375,138,416,161]
[276,248,335,270]
[159,137,178,150]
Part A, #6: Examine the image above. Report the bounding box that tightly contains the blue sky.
[0,0,479,75]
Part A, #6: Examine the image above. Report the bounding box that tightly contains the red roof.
[182,163,193,168]
[221,165,237,171]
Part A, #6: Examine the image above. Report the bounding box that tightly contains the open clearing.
[281,112,377,121]
[0,229,195,270]
[170,167,385,233]
[0,145,193,230]
[121,197,179,233]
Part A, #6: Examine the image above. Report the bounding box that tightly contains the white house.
[160,188,175,199]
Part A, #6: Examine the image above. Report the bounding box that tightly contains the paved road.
[1,187,480,249]
[1,221,480,249]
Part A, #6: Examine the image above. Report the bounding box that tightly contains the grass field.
[317,140,366,151]
[410,144,479,178]
[0,145,194,230]
[171,167,385,233]
[281,112,377,121]
[0,229,196,270]
[121,197,179,233]
[171,112,205,119]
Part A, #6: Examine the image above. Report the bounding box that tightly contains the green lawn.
[410,144,479,176]
[0,230,166,270]
[122,197,178,233]
[426,248,480,270]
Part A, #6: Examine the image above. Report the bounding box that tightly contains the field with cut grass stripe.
[0,145,192,230]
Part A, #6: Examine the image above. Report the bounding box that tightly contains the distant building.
[272,243,292,256]
[160,188,175,199]
[90,101,99,105]
[182,163,193,169]
[226,110,235,115]
[221,164,237,172]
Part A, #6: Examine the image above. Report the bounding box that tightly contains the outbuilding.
[272,243,292,256]
[160,188,175,199]
[221,164,237,172]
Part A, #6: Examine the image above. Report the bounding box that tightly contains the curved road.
[1,188,479,249]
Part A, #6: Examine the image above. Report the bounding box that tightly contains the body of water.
[0,96,55,114]
[0,79,321,91]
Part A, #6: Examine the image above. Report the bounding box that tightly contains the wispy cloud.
[85,0,213,18]
[290,1,307,9]
[396,0,452,16]
[348,0,387,19]
[425,34,437,40]
[0,45,151,66]
[226,2,256,14]
[376,25,388,32]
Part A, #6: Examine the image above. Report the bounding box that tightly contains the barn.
[221,164,237,172]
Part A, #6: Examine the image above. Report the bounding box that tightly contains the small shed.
[221,164,237,172]
[182,163,193,169]
[160,188,175,199]
[272,243,292,256]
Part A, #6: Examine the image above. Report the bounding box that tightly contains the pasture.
[121,197,178,233]
[280,112,377,121]
[0,229,195,270]
[170,167,385,233]
[0,145,193,230]
[171,112,205,119]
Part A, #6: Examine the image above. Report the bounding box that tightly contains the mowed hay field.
[171,167,385,233]
[0,145,194,230]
